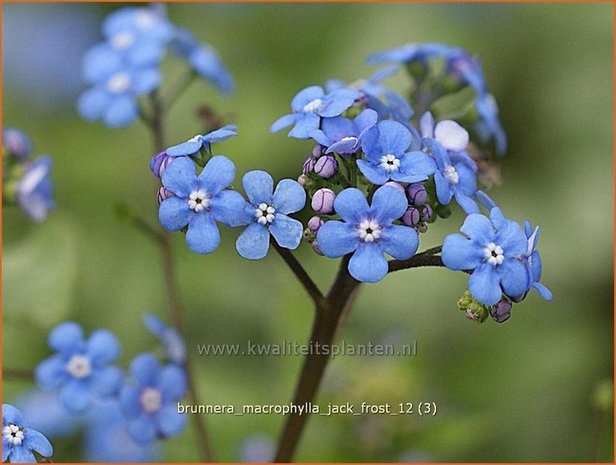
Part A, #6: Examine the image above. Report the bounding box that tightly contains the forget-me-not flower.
[158,156,245,254]
[270,85,360,139]
[17,156,54,223]
[119,353,187,445]
[236,171,306,259]
[164,125,237,157]
[2,404,53,463]
[441,207,530,306]
[317,185,419,282]
[310,109,378,155]
[144,314,186,365]
[35,322,123,413]
[358,121,436,185]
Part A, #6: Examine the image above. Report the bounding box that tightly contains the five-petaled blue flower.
[317,185,419,283]
[424,138,479,214]
[35,322,123,413]
[358,120,436,185]
[270,85,360,139]
[144,314,186,365]
[164,125,237,157]
[17,156,54,223]
[310,109,378,155]
[119,353,187,445]
[78,44,160,127]
[2,404,53,463]
[236,171,306,260]
[442,207,530,306]
[170,27,234,94]
[158,156,245,254]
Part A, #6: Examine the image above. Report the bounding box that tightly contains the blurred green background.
[2,2,613,462]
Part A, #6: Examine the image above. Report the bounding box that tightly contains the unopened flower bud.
[419,204,433,222]
[311,188,336,214]
[401,207,421,227]
[313,155,338,179]
[406,183,427,206]
[307,215,324,233]
[302,156,316,175]
[312,144,324,158]
[489,297,512,323]
[297,174,309,186]
[311,241,323,255]
[383,181,405,194]
[3,128,32,160]
[417,223,428,234]
[157,187,174,204]
[150,151,173,178]
[457,290,489,323]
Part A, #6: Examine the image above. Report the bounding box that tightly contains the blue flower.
[144,314,186,365]
[446,51,487,95]
[78,44,160,127]
[441,207,530,306]
[310,109,378,155]
[13,390,81,439]
[102,5,173,67]
[35,322,123,413]
[84,400,159,462]
[236,171,306,260]
[158,156,245,254]
[3,128,32,160]
[119,353,187,445]
[358,121,436,185]
[317,185,419,283]
[520,220,553,301]
[424,138,479,214]
[419,111,477,171]
[270,85,360,139]
[17,156,54,223]
[367,42,455,66]
[475,93,507,155]
[164,125,237,157]
[170,27,234,94]
[2,404,53,463]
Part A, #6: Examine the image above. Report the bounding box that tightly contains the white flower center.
[135,10,156,30]
[66,354,92,379]
[443,165,459,184]
[302,98,324,114]
[140,387,162,413]
[3,425,24,446]
[484,242,505,266]
[357,219,382,243]
[379,154,401,173]
[188,189,210,212]
[255,203,276,225]
[110,31,135,50]
[107,72,131,94]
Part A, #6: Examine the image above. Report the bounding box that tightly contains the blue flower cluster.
[17,316,187,462]
[78,4,233,128]
[2,404,53,463]
[2,128,54,223]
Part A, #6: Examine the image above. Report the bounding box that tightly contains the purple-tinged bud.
[311,241,323,255]
[401,207,421,227]
[313,155,338,179]
[157,187,174,204]
[297,174,309,186]
[312,144,324,158]
[419,204,433,222]
[406,183,427,206]
[150,151,173,178]
[490,297,512,323]
[302,156,316,175]
[383,181,405,195]
[311,188,336,214]
[307,215,324,233]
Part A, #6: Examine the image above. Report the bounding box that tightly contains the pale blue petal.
[378,120,412,153]
[321,116,354,142]
[156,405,187,437]
[327,137,358,154]
[166,137,203,157]
[273,179,306,214]
[490,207,507,230]
[133,68,161,95]
[360,126,380,160]
[236,223,270,259]
[243,171,273,205]
[186,213,220,254]
[460,213,494,243]
[356,159,389,185]
[24,429,53,458]
[103,96,138,128]
[86,330,120,365]
[333,188,369,222]
[370,184,408,224]
[289,113,320,139]
[202,125,238,143]
[395,150,436,182]
[60,380,92,413]
[158,196,192,232]
[270,113,296,133]
[77,88,110,121]
[198,155,236,194]
[320,89,358,117]
[434,172,453,205]
[211,190,246,227]
[468,264,502,306]
[435,120,469,152]
[35,355,67,390]
[128,416,157,445]
[348,243,388,283]
[48,322,84,354]
[498,259,531,299]
[161,157,196,197]
[119,385,142,417]
[353,108,379,133]
[317,221,359,258]
[419,112,435,139]
[454,192,480,214]
[532,282,553,301]
[270,214,303,250]
[90,366,123,396]
[2,405,24,425]
[442,234,483,270]
[310,129,331,147]
[157,365,187,401]
[8,446,36,463]
[381,224,418,260]
[496,220,527,256]
[291,86,324,111]
[2,440,8,462]
[130,353,159,386]
[476,190,497,210]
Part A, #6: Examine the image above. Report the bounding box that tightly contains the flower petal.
[186,213,220,254]
[498,259,531,299]
[166,136,203,157]
[317,221,359,258]
[333,188,369,223]
[128,416,157,446]
[435,120,469,152]
[496,220,528,256]
[7,446,36,463]
[236,223,270,260]
[24,429,53,458]
[2,405,24,425]
[60,379,92,413]
[270,214,303,250]
[198,155,236,195]
[378,120,412,154]
[119,385,142,417]
[48,322,84,354]
[87,330,120,365]
[381,224,418,260]
[242,170,273,205]
[210,190,246,227]
[288,113,320,139]
[370,184,408,224]
[468,263,502,306]
[442,233,483,270]
[156,404,187,437]
[460,213,494,243]
[419,111,435,139]
[291,85,324,111]
[348,243,388,283]
[77,88,110,121]
[130,353,159,386]
[35,355,67,390]
[270,113,296,133]
[395,150,436,183]
[454,192,480,214]
[434,171,453,205]
[356,159,389,185]
[90,366,123,397]
[532,282,553,301]
[161,157,196,197]
[273,179,306,214]
[158,196,192,232]
[157,365,187,401]
[103,95,138,128]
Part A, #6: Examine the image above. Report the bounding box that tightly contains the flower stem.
[3,368,34,381]
[388,245,445,273]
